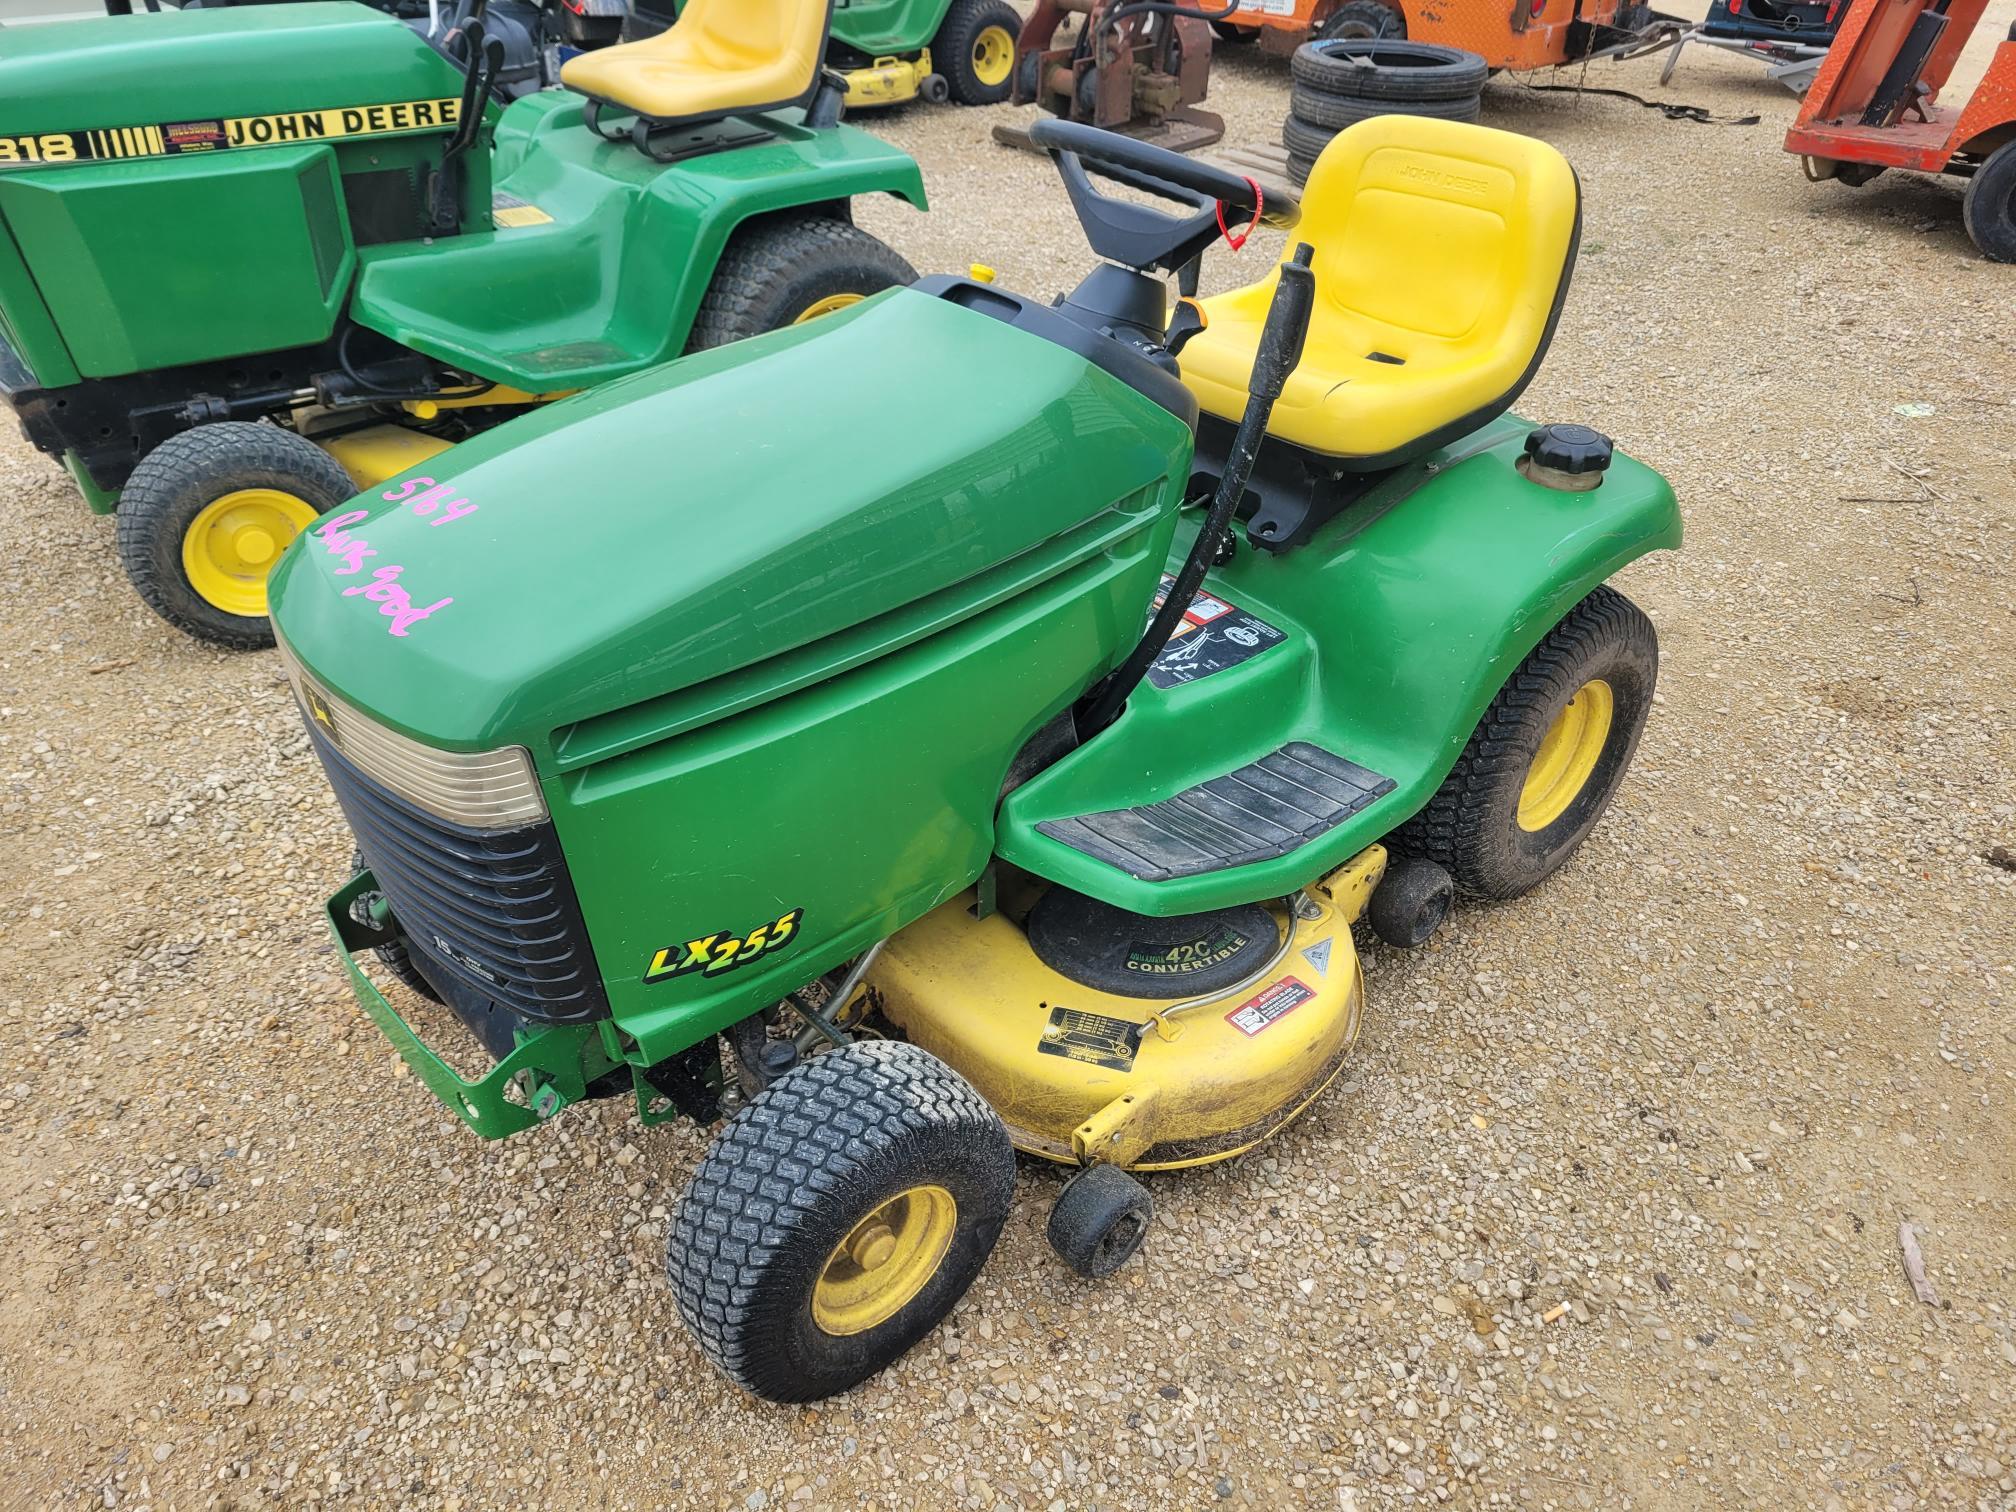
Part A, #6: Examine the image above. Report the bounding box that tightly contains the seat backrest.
[1297,115,1579,371]
[675,0,829,87]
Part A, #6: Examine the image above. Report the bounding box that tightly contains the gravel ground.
[3,11,2015,1510]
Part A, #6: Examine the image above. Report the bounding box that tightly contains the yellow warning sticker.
[491,193,555,229]
[0,97,462,170]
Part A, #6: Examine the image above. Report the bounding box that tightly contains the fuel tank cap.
[1522,424,1614,492]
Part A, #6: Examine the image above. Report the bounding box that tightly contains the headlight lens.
[274,635,546,829]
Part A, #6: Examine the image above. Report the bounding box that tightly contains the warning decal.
[1146,574,1287,689]
[492,192,555,229]
[0,97,461,169]
[1226,976,1315,1037]
[1038,1006,1143,1072]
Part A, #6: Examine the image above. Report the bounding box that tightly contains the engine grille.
[312,727,610,1024]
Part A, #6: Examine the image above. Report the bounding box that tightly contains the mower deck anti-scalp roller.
[279,112,1679,1403]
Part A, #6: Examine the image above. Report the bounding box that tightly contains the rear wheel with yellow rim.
[1391,586,1659,900]
[114,422,357,650]
[687,214,917,353]
[934,0,1023,106]
[668,1038,1014,1402]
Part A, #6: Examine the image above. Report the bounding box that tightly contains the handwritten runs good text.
[310,475,477,638]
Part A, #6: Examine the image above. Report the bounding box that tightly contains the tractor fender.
[992,413,1682,916]
[353,90,927,390]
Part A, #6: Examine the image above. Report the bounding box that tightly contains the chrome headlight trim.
[274,634,547,829]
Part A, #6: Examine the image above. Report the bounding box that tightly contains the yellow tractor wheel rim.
[1517,679,1614,832]
[792,291,866,324]
[180,487,320,618]
[810,1184,957,1336]
[972,24,1016,87]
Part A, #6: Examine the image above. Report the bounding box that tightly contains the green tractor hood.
[269,289,1194,761]
[0,5,466,139]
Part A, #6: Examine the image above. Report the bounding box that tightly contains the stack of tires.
[1285,39,1489,186]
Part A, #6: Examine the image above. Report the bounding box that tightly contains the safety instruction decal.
[1038,1006,1143,1072]
[1300,938,1333,977]
[0,97,461,169]
[1146,575,1287,689]
[1226,976,1315,1037]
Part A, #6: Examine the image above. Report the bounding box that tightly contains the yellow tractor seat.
[1179,115,1581,471]
[560,0,832,125]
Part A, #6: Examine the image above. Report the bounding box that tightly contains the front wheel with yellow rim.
[668,1038,1014,1402]
[933,0,1024,105]
[1391,586,1660,900]
[114,422,358,651]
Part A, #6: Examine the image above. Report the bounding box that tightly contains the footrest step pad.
[1036,742,1395,883]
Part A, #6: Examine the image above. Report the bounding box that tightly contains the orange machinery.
[1786,0,2016,259]
[1213,0,1667,67]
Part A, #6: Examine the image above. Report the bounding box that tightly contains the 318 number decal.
[0,135,81,164]
[644,908,803,983]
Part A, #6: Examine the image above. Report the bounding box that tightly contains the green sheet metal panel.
[0,145,354,376]
[0,5,466,138]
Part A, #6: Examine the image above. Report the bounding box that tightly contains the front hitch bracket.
[326,870,609,1139]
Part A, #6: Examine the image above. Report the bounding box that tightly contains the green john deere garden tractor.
[822,0,1026,106]
[0,0,923,649]
[278,114,1680,1402]
[635,0,1026,109]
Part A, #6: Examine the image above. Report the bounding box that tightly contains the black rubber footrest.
[1037,742,1395,882]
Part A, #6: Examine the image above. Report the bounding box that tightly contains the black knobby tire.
[1284,94,1481,160]
[1047,1164,1153,1279]
[115,422,356,651]
[1315,0,1407,42]
[933,0,1022,106]
[686,215,918,352]
[1290,38,1488,101]
[1291,81,1482,129]
[1961,140,2016,263]
[348,850,445,1003]
[668,1039,1014,1402]
[1391,586,1660,900]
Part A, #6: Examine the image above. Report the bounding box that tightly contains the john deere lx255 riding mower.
[277,114,1679,1402]
[0,0,922,648]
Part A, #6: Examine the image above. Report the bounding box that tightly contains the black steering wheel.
[1028,117,1301,275]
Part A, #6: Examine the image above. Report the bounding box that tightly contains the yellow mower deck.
[840,52,936,107]
[868,847,1386,1171]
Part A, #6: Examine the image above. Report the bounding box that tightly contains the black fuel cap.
[1524,423,1614,475]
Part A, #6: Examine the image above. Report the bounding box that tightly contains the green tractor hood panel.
[0,5,467,143]
[269,288,1194,757]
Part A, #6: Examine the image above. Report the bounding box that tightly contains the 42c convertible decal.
[645,908,803,984]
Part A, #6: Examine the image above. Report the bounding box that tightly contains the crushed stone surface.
[1,5,2013,1507]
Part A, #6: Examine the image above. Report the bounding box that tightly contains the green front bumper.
[325,871,609,1139]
